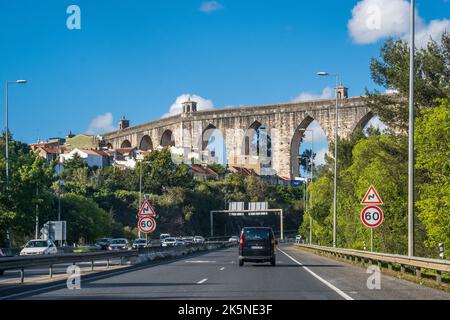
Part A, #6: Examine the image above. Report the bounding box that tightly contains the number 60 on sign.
[361,206,384,228]
[138,216,156,234]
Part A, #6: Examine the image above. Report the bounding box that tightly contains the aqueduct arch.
[120,140,132,149]
[139,135,153,151]
[160,130,175,147]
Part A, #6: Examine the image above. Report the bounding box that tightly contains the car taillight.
[239,234,244,249]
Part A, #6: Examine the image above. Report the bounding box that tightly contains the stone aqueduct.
[101,90,374,180]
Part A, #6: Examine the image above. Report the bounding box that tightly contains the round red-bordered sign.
[138,216,156,234]
[361,206,384,228]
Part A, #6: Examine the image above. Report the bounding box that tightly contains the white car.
[20,240,58,256]
[228,236,239,244]
[108,239,129,250]
[175,238,185,246]
[161,238,177,247]
[194,236,205,244]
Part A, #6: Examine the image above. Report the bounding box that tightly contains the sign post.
[137,199,157,245]
[360,186,384,252]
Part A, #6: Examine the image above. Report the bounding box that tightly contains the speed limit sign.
[361,206,384,228]
[138,216,156,234]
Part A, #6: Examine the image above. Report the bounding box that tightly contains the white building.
[60,148,108,168]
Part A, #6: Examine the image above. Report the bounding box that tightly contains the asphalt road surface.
[1,244,449,300]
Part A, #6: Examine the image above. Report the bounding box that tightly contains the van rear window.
[243,229,270,240]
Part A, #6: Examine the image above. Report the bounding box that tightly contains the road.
[1,244,449,300]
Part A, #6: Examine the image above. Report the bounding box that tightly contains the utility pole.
[35,183,39,239]
[4,79,27,248]
[408,0,415,257]
[317,72,340,248]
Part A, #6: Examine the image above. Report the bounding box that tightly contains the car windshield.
[134,240,146,244]
[243,229,271,241]
[26,241,49,248]
[165,238,176,242]
[111,240,126,244]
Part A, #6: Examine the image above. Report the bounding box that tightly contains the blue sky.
[0,0,448,153]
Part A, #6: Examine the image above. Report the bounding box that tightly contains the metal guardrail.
[295,244,450,285]
[0,242,230,283]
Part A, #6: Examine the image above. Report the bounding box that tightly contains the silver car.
[161,238,177,247]
[108,239,129,250]
[132,239,147,249]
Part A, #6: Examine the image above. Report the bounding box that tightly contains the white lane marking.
[220,267,225,271]
[197,278,208,284]
[186,260,217,264]
[277,248,354,301]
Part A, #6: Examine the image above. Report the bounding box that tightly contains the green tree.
[61,193,112,244]
[0,133,55,245]
[416,98,450,256]
[366,33,450,131]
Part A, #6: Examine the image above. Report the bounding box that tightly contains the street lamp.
[138,158,151,239]
[317,71,340,248]
[408,0,415,257]
[4,80,27,188]
[4,79,27,248]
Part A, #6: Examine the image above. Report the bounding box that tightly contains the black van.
[238,227,277,266]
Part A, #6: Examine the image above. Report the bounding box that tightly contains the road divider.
[0,242,234,284]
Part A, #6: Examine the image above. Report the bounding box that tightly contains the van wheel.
[270,258,276,266]
[239,260,244,267]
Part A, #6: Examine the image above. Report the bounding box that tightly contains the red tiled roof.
[73,149,107,156]
[39,146,61,155]
[191,165,219,177]
[231,166,257,176]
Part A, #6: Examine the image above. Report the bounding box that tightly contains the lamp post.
[408,0,415,258]
[4,80,27,248]
[317,72,340,248]
[138,158,151,240]
[4,80,27,188]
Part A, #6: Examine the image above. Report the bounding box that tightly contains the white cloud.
[314,148,328,166]
[364,116,388,133]
[348,0,449,47]
[199,1,224,13]
[163,94,214,118]
[292,87,334,103]
[415,19,450,48]
[85,112,116,135]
